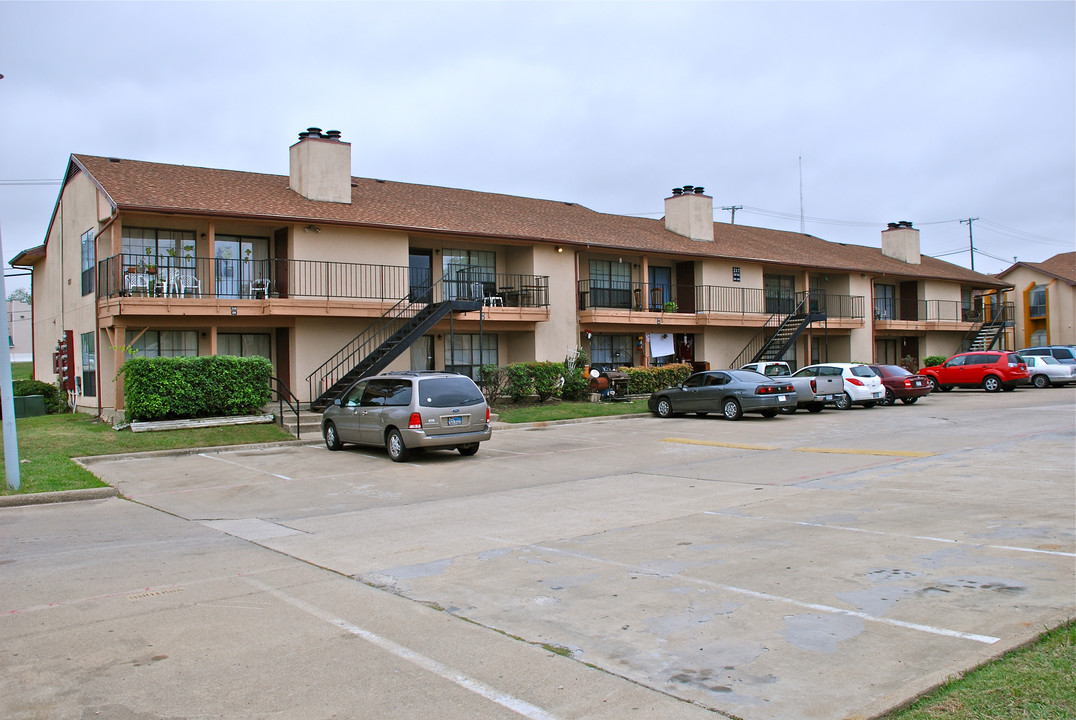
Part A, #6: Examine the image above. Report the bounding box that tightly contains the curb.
[492,411,650,431]
[0,486,119,508]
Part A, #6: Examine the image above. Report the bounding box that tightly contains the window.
[215,235,269,299]
[80,331,96,397]
[445,333,497,379]
[1029,330,1047,347]
[590,259,632,308]
[764,274,796,314]
[80,229,95,295]
[123,227,196,271]
[125,330,198,357]
[1028,286,1047,318]
[874,284,895,320]
[590,334,633,370]
[218,333,271,359]
[444,249,496,300]
[364,379,413,407]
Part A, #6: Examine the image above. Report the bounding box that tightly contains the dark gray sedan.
[648,369,797,420]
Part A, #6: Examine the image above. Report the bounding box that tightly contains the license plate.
[820,394,833,401]
[873,391,883,398]
[778,395,787,402]
[447,416,463,426]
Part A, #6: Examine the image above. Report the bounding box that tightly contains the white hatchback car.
[798,363,885,409]
[1022,354,1076,388]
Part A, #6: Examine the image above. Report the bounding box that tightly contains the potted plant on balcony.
[663,300,679,313]
[143,248,157,275]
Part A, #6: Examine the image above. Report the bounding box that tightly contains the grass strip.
[1,412,295,495]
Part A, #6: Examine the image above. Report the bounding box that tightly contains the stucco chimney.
[289,128,352,204]
[881,221,921,264]
[664,186,714,241]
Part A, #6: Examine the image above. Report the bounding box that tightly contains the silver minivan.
[322,371,492,461]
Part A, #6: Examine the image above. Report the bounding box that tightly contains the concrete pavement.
[2,388,1073,719]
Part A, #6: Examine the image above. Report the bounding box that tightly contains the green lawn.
[886,621,1075,719]
[1,412,295,495]
[11,361,32,381]
[492,398,648,423]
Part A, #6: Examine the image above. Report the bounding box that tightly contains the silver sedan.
[648,369,797,420]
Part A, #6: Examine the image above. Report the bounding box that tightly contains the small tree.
[7,288,31,304]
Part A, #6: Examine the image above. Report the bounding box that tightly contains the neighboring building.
[11,128,1009,422]
[993,252,1076,349]
[7,299,32,362]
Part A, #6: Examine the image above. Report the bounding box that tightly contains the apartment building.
[12,128,1009,421]
[993,252,1075,348]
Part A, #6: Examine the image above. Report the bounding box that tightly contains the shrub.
[530,361,564,402]
[923,355,948,367]
[11,379,65,414]
[478,364,508,402]
[620,363,693,395]
[504,363,535,402]
[122,355,272,422]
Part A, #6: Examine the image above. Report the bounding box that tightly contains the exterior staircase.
[306,279,482,412]
[961,301,1014,353]
[732,292,827,369]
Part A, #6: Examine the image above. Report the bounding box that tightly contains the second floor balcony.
[873,298,1014,329]
[98,254,549,315]
[577,281,865,326]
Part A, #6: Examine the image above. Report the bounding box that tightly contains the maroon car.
[869,364,932,405]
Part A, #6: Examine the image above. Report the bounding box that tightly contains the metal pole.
[0,220,22,490]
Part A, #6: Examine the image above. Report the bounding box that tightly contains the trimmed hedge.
[484,359,591,404]
[122,355,272,422]
[620,363,693,394]
[12,379,65,414]
[923,355,948,367]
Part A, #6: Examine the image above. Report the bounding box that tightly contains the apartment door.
[675,262,696,313]
[899,281,919,320]
[409,250,433,303]
[649,267,672,310]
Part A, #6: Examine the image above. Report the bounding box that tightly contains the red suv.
[919,351,1029,393]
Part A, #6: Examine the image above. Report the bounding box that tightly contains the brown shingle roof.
[997,252,1076,285]
[72,154,1005,287]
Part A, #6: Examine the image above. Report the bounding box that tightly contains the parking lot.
[2,388,1074,719]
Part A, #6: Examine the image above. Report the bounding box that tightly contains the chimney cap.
[298,127,324,140]
[324,129,342,140]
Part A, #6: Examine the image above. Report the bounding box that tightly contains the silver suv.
[322,371,492,461]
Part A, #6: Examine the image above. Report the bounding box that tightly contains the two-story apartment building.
[993,252,1075,348]
[13,128,1009,422]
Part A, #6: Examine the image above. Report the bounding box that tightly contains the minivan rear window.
[419,377,485,407]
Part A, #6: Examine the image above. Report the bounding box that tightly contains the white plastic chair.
[177,273,202,298]
[124,273,151,296]
[250,278,270,299]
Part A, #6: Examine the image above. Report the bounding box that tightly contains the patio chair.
[177,273,202,298]
[250,278,271,299]
[124,272,151,296]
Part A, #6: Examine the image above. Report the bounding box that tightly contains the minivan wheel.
[1032,374,1049,388]
[458,443,480,456]
[324,422,343,451]
[722,398,743,421]
[982,375,1001,392]
[386,429,410,462]
[834,392,852,410]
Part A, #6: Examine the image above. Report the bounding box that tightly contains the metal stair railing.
[306,277,483,410]
[731,292,826,369]
[269,376,302,439]
[960,301,1013,352]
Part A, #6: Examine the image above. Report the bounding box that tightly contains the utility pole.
[0,220,20,490]
[721,205,743,224]
[960,217,979,271]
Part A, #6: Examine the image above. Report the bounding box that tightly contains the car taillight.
[847,377,864,386]
[810,379,817,392]
[408,412,422,429]
[756,384,791,395]
[904,379,914,387]
[486,407,490,424]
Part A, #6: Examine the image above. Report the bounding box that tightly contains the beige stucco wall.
[1002,266,1076,346]
[31,172,103,414]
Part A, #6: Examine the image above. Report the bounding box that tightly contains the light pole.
[0,71,21,490]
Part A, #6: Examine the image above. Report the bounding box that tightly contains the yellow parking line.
[794,447,934,458]
[663,438,779,451]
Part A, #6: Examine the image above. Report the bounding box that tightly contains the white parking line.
[525,544,1000,645]
[200,452,294,480]
[703,511,1076,558]
[242,577,564,720]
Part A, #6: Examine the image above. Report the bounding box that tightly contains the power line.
[720,205,743,224]
[0,179,61,186]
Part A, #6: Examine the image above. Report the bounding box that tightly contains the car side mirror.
[334,398,342,406]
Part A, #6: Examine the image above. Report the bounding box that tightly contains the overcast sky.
[1,1,1073,295]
